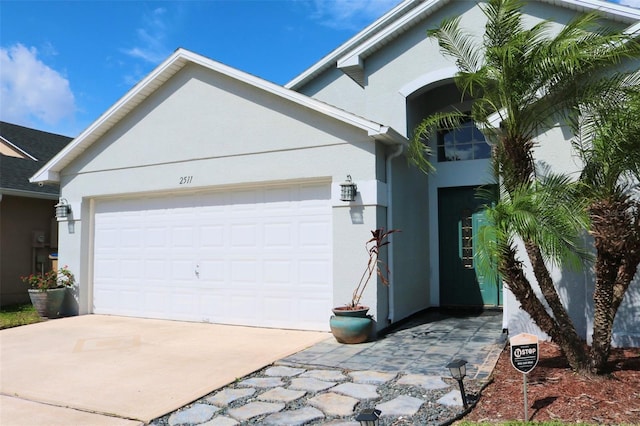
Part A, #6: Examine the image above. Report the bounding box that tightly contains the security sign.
[510,333,539,374]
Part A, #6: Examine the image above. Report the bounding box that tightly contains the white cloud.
[615,0,640,8]
[0,44,76,127]
[121,7,172,64]
[309,0,401,30]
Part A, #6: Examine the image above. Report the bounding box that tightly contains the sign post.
[510,333,539,421]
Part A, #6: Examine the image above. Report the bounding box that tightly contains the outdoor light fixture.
[55,198,71,220]
[446,358,469,409]
[340,175,358,202]
[355,408,381,425]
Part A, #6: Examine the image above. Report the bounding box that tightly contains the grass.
[0,304,42,329]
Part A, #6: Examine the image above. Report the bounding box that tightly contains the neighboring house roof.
[285,0,640,89]
[0,122,72,198]
[30,48,406,184]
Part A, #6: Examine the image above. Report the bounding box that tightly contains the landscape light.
[446,358,469,409]
[355,408,381,425]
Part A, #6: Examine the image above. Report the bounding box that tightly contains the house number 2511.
[179,176,193,184]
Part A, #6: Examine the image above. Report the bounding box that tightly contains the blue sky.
[1,0,638,138]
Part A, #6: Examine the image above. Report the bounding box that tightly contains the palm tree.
[409,0,640,373]
[574,90,640,373]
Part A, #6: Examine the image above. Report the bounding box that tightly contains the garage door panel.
[93,183,332,330]
[201,225,225,247]
[264,260,292,284]
[299,259,331,284]
[264,223,293,248]
[230,224,258,247]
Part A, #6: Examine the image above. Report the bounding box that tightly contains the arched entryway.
[406,79,501,308]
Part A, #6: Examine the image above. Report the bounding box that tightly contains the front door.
[438,186,501,307]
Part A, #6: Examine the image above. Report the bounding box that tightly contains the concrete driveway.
[0,315,329,425]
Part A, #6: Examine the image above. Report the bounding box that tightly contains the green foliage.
[408,110,468,173]
[20,266,75,291]
[575,88,640,201]
[409,0,640,373]
[409,0,640,172]
[0,304,42,329]
[474,175,590,286]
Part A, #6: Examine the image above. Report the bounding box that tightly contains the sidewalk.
[151,309,506,426]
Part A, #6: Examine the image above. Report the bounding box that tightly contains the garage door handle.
[195,264,200,278]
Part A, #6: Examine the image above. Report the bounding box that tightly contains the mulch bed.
[461,342,640,425]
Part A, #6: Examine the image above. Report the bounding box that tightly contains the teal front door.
[438,186,501,307]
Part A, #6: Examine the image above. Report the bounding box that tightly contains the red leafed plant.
[21,266,75,291]
[347,228,400,309]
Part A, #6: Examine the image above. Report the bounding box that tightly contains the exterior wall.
[0,195,57,306]
[57,63,393,329]
[298,2,483,135]
[387,152,430,322]
[296,0,640,345]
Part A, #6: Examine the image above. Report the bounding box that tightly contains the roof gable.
[285,0,640,90]
[0,122,72,197]
[30,49,406,184]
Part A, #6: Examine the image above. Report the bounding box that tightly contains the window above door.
[437,119,491,162]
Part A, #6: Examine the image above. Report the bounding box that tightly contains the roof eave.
[369,126,409,145]
[30,48,401,184]
[1,188,59,200]
[30,48,190,184]
[284,0,422,90]
[288,0,640,91]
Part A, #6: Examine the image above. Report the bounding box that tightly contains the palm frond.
[407,110,469,173]
[429,17,482,74]
[492,176,590,269]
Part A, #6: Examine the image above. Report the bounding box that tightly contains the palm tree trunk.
[500,245,589,372]
[589,201,640,373]
[589,251,617,373]
[524,241,587,369]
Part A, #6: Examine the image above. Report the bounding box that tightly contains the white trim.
[336,0,449,85]
[288,0,640,91]
[399,67,459,98]
[1,135,38,161]
[285,0,422,90]
[30,49,404,184]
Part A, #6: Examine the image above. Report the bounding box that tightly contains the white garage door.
[92,183,332,331]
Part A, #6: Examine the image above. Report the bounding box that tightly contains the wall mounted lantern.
[340,175,358,202]
[355,408,381,425]
[446,358,469,409]
[55,198,71,220]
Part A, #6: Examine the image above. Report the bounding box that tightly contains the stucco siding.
[388,155,430,322]
[296,67,366,118]
[65,63,375,177]
[55,61,391,323]
[1,196,58,306]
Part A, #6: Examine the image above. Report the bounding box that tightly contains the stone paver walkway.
[151,309,506,426]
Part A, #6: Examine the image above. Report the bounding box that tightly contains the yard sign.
[510,333,539,421]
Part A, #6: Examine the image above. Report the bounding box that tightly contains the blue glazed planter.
[329,315,373,344]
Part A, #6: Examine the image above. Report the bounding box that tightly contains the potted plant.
[330,228,398,343]
[21,266,75,319]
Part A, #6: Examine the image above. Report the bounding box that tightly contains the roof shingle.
[0,122,72,197]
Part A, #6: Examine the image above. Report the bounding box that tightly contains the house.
[30,0,639,345]
[1,122,72,306]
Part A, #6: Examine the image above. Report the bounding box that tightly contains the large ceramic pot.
[330,306,374,344]
[28,288,66,319]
